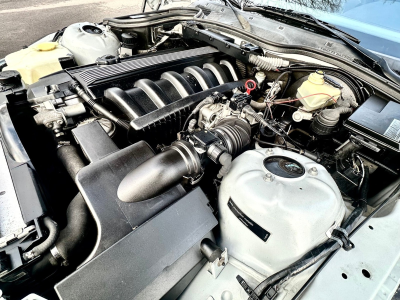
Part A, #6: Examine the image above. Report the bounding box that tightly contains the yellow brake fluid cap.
[35,42,58,51]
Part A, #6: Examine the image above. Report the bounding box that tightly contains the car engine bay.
[1,5,400,300]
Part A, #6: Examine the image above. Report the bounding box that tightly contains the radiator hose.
[49,193,95,267]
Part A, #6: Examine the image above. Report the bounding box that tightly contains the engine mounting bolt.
[309,167,318,176]
[263,173,273,182]
[266,148,274,155]
[57,120,63,124]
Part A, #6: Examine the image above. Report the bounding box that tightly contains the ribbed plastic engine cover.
[218,148,345,275]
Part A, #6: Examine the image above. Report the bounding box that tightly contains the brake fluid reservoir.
[296,70,341,111]
[60,22,120,65]
[218,148,345,275]
[3,42,72,85]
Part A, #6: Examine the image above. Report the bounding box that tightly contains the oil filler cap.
[263,156,305,178]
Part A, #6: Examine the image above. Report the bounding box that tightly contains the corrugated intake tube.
[248,54,290,71]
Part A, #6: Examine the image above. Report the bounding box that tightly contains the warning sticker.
[384,119,400,142]
[228,198,271,242]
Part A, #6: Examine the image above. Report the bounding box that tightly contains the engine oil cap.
[263,156,305,178]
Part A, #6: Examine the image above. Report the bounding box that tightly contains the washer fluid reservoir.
[61,22,120,65]
[218,148,345,275]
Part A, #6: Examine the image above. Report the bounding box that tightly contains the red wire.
[275,93,337,104]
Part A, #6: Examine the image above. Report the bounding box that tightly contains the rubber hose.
[50,193,95,266]
[280,72,292,97]
[236,59,247,78]
[103,8,202,25]
[70,82,129,130]
[250,100,267,110]
[248,54,289,71]
[23,217,59,260]
[118,140,201,203]
[57,145,86,180]
[217,152,232,178]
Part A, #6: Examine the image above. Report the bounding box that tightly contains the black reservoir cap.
[0,70,21,85]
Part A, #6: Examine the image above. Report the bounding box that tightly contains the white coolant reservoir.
[218,148,345,276]
[3,42,72,84]
[297,70,341,111]
[60,23,120,65]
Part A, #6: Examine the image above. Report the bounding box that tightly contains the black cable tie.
[331,228,355,251]
[236,275,261,300]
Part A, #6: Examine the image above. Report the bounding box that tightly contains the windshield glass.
[250,0,400,59]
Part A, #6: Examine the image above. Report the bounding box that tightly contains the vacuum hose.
[70,82,129,130]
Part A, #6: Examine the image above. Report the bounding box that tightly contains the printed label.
[384,119,400,142]
[228,198,271,242]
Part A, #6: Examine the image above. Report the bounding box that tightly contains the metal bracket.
[350,135,380,152]
[0,225,35,249]
[207,248,228,279]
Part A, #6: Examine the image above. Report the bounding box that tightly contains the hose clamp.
[50,246,68,266]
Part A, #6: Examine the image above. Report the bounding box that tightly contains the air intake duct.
[117,118,251,203]
[117,141,201,203]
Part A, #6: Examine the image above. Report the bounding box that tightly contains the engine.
[1,12,400,300]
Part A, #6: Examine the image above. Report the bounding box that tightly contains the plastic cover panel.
[55,188,217,300]
[76,141,186,259]
[75,46,219,86]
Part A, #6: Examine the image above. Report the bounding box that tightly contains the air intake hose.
[117,140,202,203]
[212,118,251,157]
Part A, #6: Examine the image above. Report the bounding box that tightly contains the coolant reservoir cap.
[263,156,305,178]
[35,42,58,51]
[308,70,325,85]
